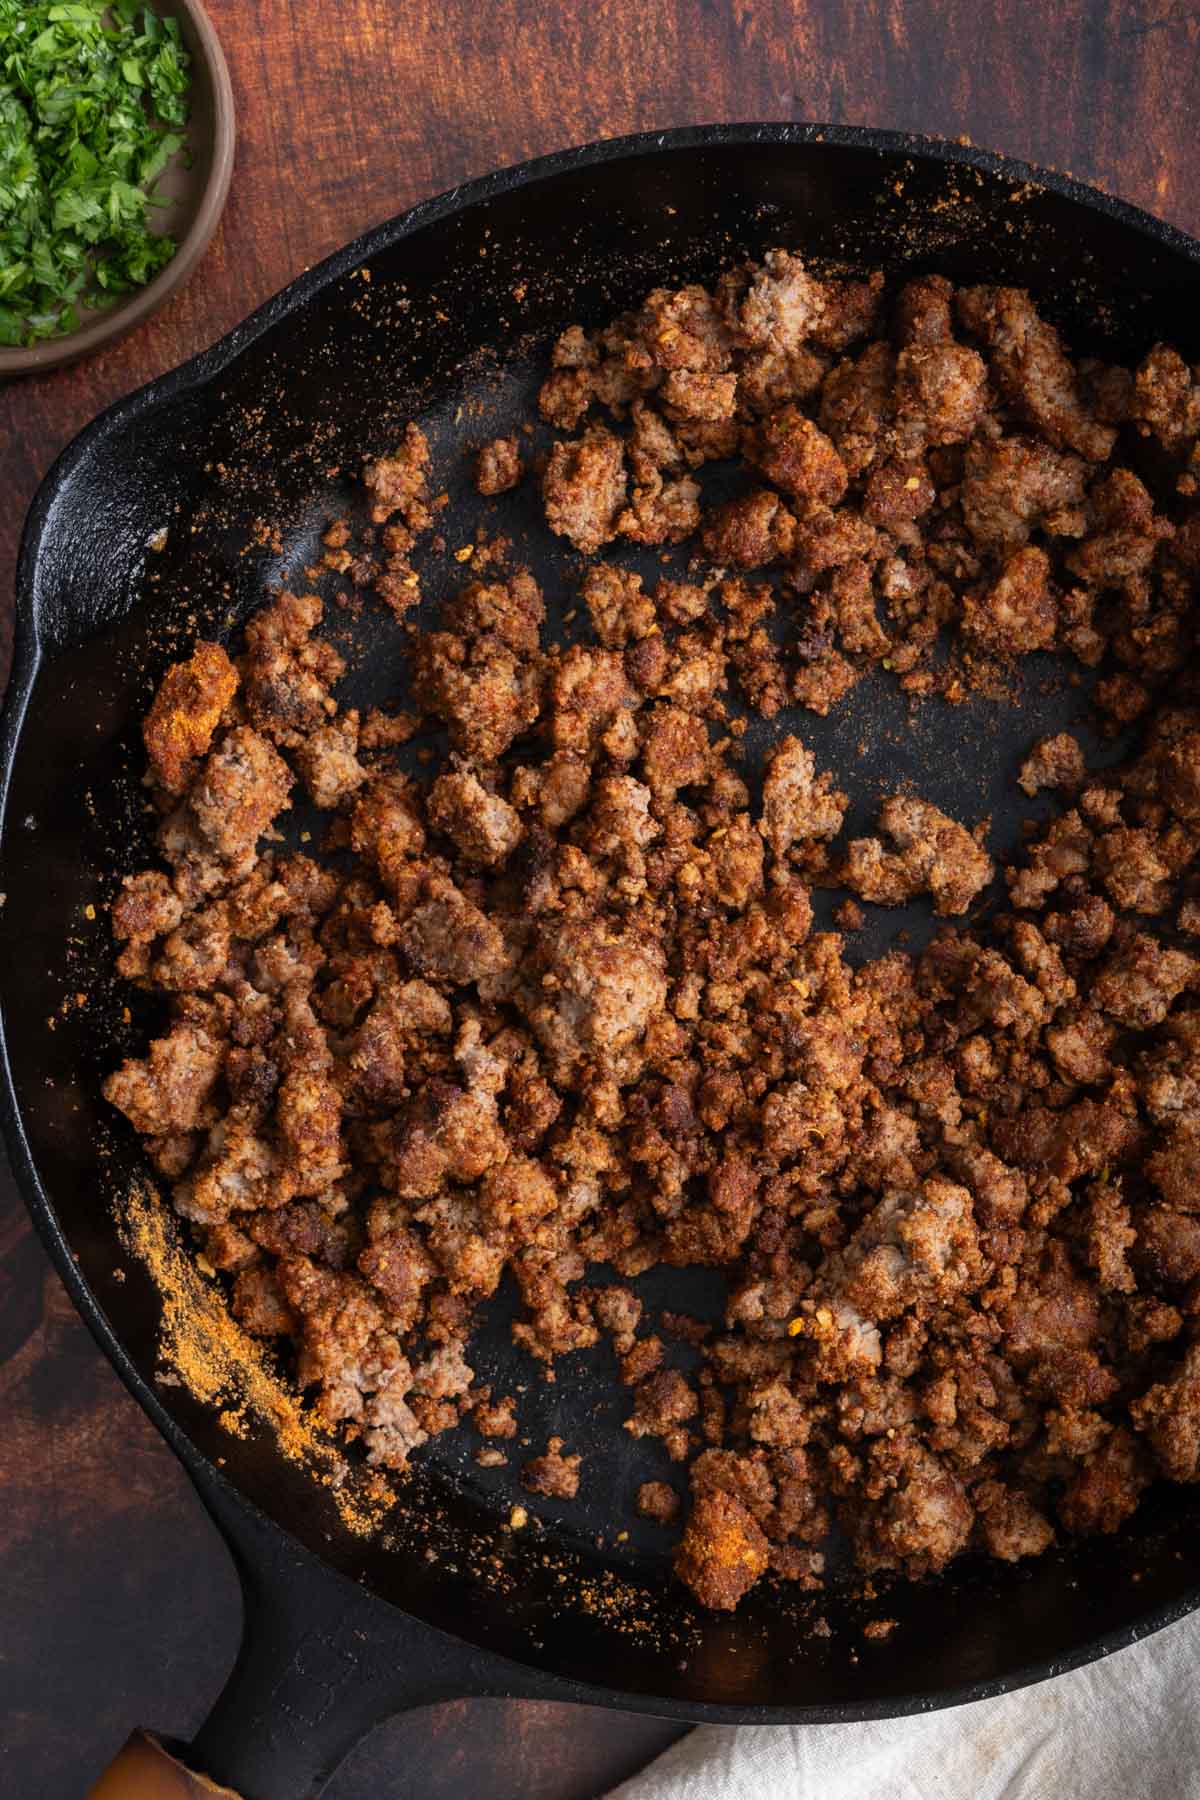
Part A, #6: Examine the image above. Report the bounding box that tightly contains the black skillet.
[5,123,1200,1800]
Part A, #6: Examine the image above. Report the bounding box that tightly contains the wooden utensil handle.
[88,1732,243,1799]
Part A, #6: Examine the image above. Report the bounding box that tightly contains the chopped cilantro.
[0,1,191,346]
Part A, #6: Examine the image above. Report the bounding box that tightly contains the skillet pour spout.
[6,123,1200,1800]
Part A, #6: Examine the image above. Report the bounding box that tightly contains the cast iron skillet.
[5,123,1200,1800]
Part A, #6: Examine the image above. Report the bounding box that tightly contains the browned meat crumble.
[522,1436,582,1499]
[475,435,524,496]
[104,250,1200,1614]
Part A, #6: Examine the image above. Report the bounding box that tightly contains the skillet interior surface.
[6,125,1200,1720]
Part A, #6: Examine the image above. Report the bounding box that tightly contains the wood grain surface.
[3,2,1200,1795]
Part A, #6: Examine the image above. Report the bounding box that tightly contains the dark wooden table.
[3,2,1200,1794]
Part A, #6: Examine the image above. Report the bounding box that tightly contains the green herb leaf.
[0,0,191,344]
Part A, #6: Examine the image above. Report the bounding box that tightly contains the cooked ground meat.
[675,1486,769,1610]
[104,251,1200,1619]
[702,488,797,568]
[142,642,239,795]
[473,1391,518,1438]
[956,285,1116,461]
[521,1436,582,1500]
[1018,732,1086,797]
[363,424,433,528]
[543,426,627,553]
[761,735,848,855]
[475,435,523,496]
[637,1480,683,1523]
[962,546,1057,655]
[843,796,992,915]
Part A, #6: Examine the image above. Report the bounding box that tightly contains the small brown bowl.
[0,0,235,379]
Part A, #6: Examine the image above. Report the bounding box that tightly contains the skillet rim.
[6,119,1200,1726]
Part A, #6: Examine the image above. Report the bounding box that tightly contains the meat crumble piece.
[232,1264,296,1338]
[760,735,848,856]
[590,1283,643,1354]
[1131,1345,1200,1481]
[1092,936,1197,1028]
[722,249,827,352]
[294,712,366,810]
[104,1019,223,1136]
[1018,732,1085,797]
[112,870,184,973]
[747,407,848,512]
[674,1486,769,1610]
[582,565,656,648]
[399,877,510,989]
[543,426,627,554]
[962,547,1056,656]
[427,768,523,867]
[973,1482,1054,1562]
[521,1437,582,1500]
[107,250,1200,1617]
[617,468,704,546]
[356,708,419,752]
[895,337,988,448]
[1158,729,1200,824]
[412,631,542,763]
[475,435,523,495]
[625,1368,698,1462]
[241,592,346,748]
[1133,344,1200,451]
[636,1480,681,1523]
[849,1442,974,1578]
[443,572,546,657]
[792,649,859,715]
[1059,1427,1151,1536]
[1146,1122,1200,1210]
[524,919,667,1083]
[894,273,954,346]
[539,365,594,430]
[819,339,895,477]
[1094,828,1173,915]
[363,423,433,529]
[960,435,1087,552]
[701,489,796,568]
[843,796,992,915]
[957,285,1117,461]
[187,727,293,865]
[473,1391,519,1438]
[143,642,239,795]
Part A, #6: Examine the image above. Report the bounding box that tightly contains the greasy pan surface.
[6,124,1200,1728]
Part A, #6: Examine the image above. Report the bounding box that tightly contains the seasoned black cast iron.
[4,125,1200,1800]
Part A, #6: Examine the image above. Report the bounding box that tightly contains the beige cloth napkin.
[608,1610,1200,1799]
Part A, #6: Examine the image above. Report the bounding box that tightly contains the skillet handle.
[116,1469,524,1800]
[183,1549,487,1798]
[85,1571,489,1800]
